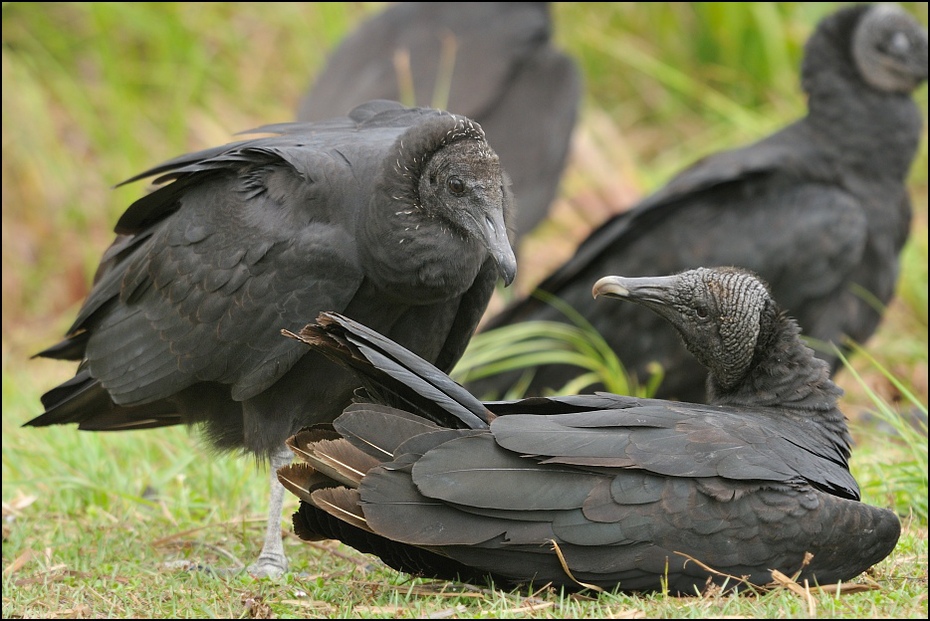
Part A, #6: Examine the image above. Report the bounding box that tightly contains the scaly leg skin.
[246,444,293,578]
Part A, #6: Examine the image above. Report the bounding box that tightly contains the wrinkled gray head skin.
[853,3,929,93]
[361,112,517,301]
[593,267,776,393]
[409,122,516,286]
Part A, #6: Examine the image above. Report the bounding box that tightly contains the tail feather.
[334,404,441,460]
[283,312,492,430]
[285,428,380,488]
[276,462,338,504]
[27,369,181,430]
[33,332,90,361]
[290,492,508,586]
[310,487,371,532]
[284,427,342,464]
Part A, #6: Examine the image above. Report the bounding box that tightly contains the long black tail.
[283,312,492,430]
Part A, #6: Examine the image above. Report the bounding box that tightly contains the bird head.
[592,267,779,393]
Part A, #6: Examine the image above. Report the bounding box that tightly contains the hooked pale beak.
[482,211,517,286]
[592,274,679,305]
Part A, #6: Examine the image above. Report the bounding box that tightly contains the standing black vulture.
[466,2,928,402]
[297,2,581,242]
[26,100,517,578]
[278,266,900,594]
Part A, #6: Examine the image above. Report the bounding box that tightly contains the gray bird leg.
[246,443,293,578]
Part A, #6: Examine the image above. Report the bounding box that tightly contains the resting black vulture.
[278,266,900,594]
[26,100,517,577]
[467,2,928,402]
[297,2,581,242]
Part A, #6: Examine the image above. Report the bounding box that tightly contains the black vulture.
[467,2,928,402]
[278,266,900,594]
[26,100,517,578]
[297,2,581,242]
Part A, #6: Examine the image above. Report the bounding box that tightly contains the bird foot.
[246,553,288,579]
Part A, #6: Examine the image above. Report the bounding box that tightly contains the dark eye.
[447,176,466,195]
[695,305,709,319]
[882,31,911,56]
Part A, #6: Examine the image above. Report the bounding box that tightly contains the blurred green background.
[2,0,926,441]
[2,0,927,445]
[4,3,926,410]
[2,3,926,616]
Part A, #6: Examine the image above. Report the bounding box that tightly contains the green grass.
[2,392,927,618]
[2,2,928,618]
[451,290,664,398]
[840,345,929,523]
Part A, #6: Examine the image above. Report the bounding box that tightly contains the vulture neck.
[707,311,852,465]
[709,310,848,432]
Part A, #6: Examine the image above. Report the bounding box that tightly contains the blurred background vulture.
[467,2,928,403]
[297,2,582,244]
[279,266,900,594]
[25,100,517,577]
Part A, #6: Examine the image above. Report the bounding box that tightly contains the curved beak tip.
[497,253,517,286]
[592,276,630,300]
[481,212,517,287]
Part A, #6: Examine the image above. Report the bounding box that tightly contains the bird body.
[297,2,581,241]
[469,2,928,402]
[279,267,900,594]
[28,99,517,576]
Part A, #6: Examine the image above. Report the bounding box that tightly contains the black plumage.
[278,266,900,595]
[468,3,928,402]
[297,2,581,242]
[27,99,517,577]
